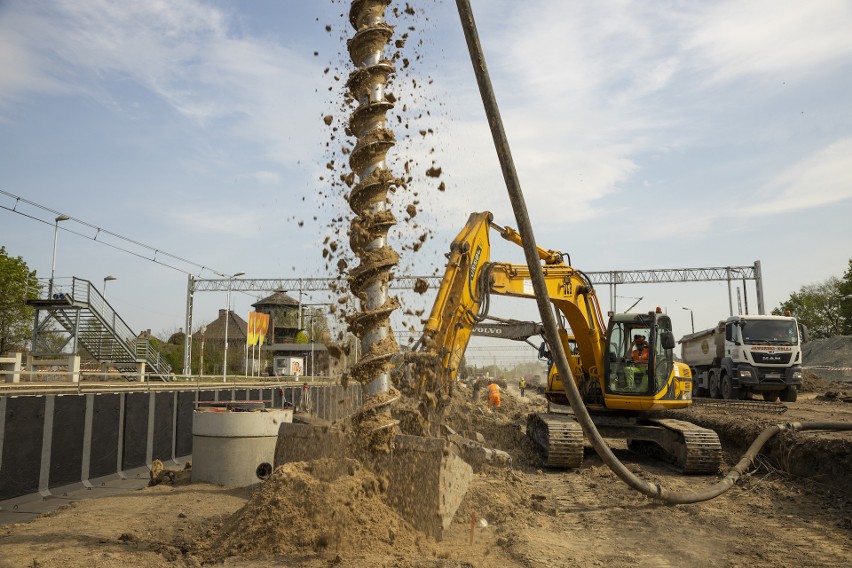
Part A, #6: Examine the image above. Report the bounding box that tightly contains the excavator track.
[527,413,585,469]
[628,418,722,474]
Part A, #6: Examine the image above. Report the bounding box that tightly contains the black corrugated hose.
[454,0,852,504]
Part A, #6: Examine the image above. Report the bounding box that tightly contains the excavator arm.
[412,212,493,392]
[413,211,607,398]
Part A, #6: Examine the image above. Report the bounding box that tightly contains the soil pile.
[428,384,543,469]
[803,335,852,382]
[663,402,852,496]
[802,369,835,393]
[200,458,421,562]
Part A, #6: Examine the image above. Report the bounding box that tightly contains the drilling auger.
[344,0,402,449]
[346,0,400,400]
[274,1,472,540]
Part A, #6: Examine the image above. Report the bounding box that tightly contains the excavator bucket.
[274,423,472,540]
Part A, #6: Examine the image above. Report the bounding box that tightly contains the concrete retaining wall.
[0,383,362,504]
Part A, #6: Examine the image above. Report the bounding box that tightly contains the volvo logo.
[473,326,502,335]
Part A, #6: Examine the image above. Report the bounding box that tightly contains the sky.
[2,0,851,367]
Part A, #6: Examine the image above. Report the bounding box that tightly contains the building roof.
[252,291,300,308]
[197,309,248,340]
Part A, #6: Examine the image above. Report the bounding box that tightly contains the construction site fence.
[0,381,363,505]
[0,368,340,390]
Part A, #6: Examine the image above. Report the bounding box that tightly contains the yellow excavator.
[412,211,721,473]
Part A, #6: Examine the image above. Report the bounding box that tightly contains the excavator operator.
[632,335,650,364]
[624,334,650,390]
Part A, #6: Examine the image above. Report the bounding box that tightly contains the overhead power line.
[0,189,228,278]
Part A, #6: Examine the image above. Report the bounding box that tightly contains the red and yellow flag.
[247,312,258,346]
[257,313,270,346]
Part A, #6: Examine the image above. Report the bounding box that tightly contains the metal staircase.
[28,277,173,381]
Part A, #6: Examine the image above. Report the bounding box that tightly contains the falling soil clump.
[413,277,429,294]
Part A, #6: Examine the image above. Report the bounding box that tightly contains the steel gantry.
[181,262,765,375]
[591,261,765,317]
[182,275,450,375]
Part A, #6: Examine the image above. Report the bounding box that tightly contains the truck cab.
[681,315,803,402]
[724,315,803,401]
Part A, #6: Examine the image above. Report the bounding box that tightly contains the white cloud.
[0,7,73,106]
[170,207,269,237]
[634,138,852,242]
[685,1,852,83]
[233,170,281,185]
[742,138,852,216]
[430,0,852,239]
[0,0,326,164]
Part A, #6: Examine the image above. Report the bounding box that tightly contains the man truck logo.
[469,245,482,286]
[701,340,709,354]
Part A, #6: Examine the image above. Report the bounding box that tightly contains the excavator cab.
[604,311,682,403]
[606,320,654,394]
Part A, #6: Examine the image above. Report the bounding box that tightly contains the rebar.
[346,0,400,396]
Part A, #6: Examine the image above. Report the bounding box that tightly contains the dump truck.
[680,315,805,402]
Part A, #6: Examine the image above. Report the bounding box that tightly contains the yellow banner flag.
[247,312,258,346]
[258,313,270,347]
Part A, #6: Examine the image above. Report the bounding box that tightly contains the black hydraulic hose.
[660,421,852,504]
[454,0,852,504]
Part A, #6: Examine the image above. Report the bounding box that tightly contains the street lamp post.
[49,214,70,298]
[199,325,207,377]
[682,307,695,334]
[223,272,245,382]
[102,275,117,299]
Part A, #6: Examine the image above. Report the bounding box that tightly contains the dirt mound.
[454,470,531,527]
[803,335,852,382]
[660,404,852,496]
[200,458,422,563]
[430,386,543,469]
[802,369,835,393]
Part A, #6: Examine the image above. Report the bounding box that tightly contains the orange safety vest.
[632,345,649,364]
[488,389,501,408]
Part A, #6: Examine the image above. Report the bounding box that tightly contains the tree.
[0,247,40,354]
[159,329,186,374]
[840,259,852,335]
[773,276,845,339]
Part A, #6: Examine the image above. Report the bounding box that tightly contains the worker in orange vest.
[487,382,501,408]
[632,334,650,364]
[627,334,650,389]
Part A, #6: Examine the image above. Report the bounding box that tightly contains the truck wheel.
[762,391,780,402]
[720,373,739,400]
[708,370,720,399]
[781,385,798,403]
